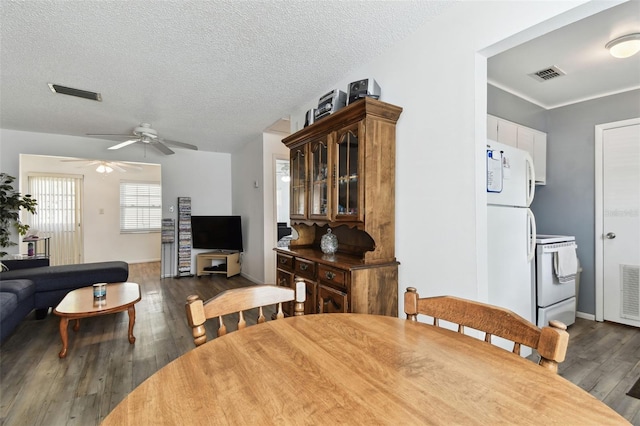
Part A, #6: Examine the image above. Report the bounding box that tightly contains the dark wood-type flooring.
[1,262,639,425]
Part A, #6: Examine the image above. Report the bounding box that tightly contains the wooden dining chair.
[404,287,569,373]
[185,283,305,347]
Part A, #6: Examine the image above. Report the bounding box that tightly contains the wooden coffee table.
[53,282,141,358]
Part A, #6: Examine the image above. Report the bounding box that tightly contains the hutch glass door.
[335,125,362,222]
[290,146,307,219]
[309,137,331,220]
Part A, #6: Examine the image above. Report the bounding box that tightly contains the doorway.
[20,154,161,265]
[595,118,640,327]
[275,157,291,245]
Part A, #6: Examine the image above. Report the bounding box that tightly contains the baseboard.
[240,272,263,284]
[127,258,161,264]
[576,311,595,321]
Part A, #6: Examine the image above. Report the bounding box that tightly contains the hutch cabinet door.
[299,278,318,315]
[333,122,364,223]
[290,146,308,220]
[308,136,332,221]
[317,284,349,313]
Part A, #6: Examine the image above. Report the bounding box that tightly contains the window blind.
[120,181,161,233]
[28,174,83,265]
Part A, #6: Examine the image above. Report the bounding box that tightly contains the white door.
[598,121,640,327]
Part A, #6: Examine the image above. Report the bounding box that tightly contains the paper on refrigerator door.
[487,149,503,192]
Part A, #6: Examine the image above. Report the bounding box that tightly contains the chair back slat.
[404,287,569,373]
[186,284,304,347]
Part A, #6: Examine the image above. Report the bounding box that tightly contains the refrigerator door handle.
[525,153,536,206]
[527,208,536,262]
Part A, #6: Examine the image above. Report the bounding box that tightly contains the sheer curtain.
[27,174,83,265]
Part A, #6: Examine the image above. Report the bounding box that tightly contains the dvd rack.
[161,218,175,278]
[177,197,193,277]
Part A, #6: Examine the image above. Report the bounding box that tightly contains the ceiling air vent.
[47,83,102,101]
[528,66,566,83]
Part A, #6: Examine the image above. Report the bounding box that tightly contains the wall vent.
[621,264,640,321]
[48,83,102,101]
[528,66,566,83]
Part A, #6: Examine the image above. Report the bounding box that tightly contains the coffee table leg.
[127,305,136,344]
[59,318,69,358]
[73,319,80,332]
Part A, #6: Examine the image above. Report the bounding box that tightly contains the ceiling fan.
[61,159,143,173]
[87,123,198,155]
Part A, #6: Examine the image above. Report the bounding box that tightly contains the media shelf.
[196,251,241,279]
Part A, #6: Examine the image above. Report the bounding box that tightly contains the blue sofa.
[0,261,129,343]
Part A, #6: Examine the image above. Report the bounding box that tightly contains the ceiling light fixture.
[606,33,640,58]
[96,164,113,174]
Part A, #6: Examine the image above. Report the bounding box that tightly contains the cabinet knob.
[279,258,287,264]
[300,263,308,271]
[325,271,335,280]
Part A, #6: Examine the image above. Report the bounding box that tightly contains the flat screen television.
[191,216,243,252]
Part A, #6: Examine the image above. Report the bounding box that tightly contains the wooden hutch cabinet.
[275,98,402,317]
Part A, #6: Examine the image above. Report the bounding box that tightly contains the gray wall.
[487,85,547,131]
[488,85,640,316]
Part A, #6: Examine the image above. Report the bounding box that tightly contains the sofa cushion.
[0,261,129,292]
[0,292,18,322]
[0,279,35,303]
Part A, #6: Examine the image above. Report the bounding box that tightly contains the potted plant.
[0,173,37,258]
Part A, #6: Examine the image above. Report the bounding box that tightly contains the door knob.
[606,232,616,239]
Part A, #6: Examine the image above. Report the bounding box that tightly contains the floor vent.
[621,264,640,320]
[528,66,566,82]
[48,83,102,101]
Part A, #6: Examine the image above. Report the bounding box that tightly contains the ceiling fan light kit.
[606,33,640,58]
[96,164,113,174]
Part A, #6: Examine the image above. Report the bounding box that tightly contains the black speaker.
[347,78,381,105]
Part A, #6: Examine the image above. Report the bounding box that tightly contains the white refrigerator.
[486,140,537,339]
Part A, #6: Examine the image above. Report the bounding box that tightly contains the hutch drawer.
[317,264,347,290]
[276,253,294,272]
[294,258,316,279]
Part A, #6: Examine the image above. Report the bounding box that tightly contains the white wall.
[231,136,263,283]
[1,129,232,269]
[288,0,595,314]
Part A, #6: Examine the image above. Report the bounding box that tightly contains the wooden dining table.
[102,314,629,425]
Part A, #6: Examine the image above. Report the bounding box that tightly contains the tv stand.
[196,251,241,278]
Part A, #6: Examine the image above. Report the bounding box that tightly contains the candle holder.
[93,283,107,300]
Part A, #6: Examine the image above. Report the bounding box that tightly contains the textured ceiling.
[0,1,451,154]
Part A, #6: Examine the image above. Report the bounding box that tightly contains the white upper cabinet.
[487,114,547,185]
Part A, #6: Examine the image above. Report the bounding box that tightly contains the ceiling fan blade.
[87,133,133,137]
[152,141,175,155]
[160,138,198,150]
[108,163,127,173]
[112,162,143,171]
[87,134,137,142]
[60,159,101,165]
[108,139,139,150]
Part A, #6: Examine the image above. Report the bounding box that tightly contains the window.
[120,181,161,233]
